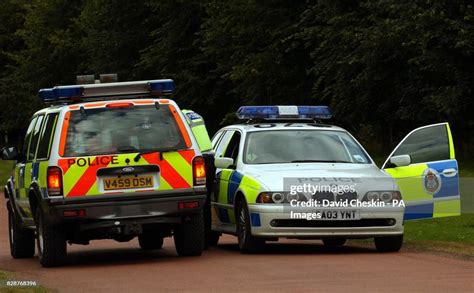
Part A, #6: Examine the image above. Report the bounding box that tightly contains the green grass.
[0,271,48,293]
[402,214,474,258]
[0,160,14,187]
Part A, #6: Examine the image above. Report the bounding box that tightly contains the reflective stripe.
[58,111,70,156]
[59,150,194,197]
[169,105,191,148]
[446,124,456,159]
[66,157,113,197]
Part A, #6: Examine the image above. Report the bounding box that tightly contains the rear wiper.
[117,146,138,153]
[291,159,352,163]
[133,148,178,162]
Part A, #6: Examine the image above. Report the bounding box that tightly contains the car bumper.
[43,187,207,226]
[247,204,404,239]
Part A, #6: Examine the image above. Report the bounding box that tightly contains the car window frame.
[36,113,59,161]
[382,123,451,168]
[27,114,45,162]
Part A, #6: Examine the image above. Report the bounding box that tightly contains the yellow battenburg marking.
[22,164,32,199]
[433,199,460,218]
[240,176,262,203]
[385,163,431,201]
[38,161,48,187]
[163,152,193,186]
[228,209,236,224]
[217,170,233,203]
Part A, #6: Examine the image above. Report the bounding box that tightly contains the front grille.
[271,219,396,228]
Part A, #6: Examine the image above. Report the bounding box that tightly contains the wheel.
[236,199,265,253]
[174,210,204,256]
[322,238,346,247]
[35,208,67,267]
[374,234,403,252]
[7,204,35,258]
[138,233,164,250]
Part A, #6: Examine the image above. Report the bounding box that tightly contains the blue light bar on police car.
[236,105,333,120]
[38,79,175,103]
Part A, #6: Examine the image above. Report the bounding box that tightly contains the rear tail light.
[192,156,206,186]
[47,166,63,196]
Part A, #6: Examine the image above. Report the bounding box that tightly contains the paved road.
[0,203,473,292]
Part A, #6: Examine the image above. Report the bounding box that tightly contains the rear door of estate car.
[382,123,460,220]
[54,101,202,199]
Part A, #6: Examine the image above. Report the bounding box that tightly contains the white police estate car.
[207,106,460,253]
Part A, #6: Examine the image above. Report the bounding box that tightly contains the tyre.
[236,199,265,253]
[7,204,35,259]
[138,233,164,250]
[35,208,67,267]
[174,210,204,256]
[322,238,346,247]
[374,234,403,252]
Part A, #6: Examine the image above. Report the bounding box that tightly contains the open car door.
[382,123,460,220]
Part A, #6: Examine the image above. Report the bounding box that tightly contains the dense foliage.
[0,0,473,152]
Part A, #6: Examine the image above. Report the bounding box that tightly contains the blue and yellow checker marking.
[214,170,262,225]
[386,159,460,220]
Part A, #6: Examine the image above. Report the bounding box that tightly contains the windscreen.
[63,105,186,157]
[244,130,370,164]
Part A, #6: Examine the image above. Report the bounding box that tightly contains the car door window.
[214,131,235,158]
[27,115,44,161]
[223,132,241,162]
[391,124,450,164]
[22,116,38,161]
[36,113,58,160]
[211,131,225,149]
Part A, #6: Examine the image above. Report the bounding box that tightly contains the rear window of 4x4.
[63,104,186,157]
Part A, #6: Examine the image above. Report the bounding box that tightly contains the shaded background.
[0,0,473,159]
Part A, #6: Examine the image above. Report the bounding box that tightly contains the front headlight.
[256,192,305,203]
[362,191,401,203]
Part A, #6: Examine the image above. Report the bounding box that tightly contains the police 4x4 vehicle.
[2,78,207,267]
[208,106,460,253]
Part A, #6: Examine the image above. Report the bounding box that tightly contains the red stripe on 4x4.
[142,153,190,189]
[67,157,109,197]
[178,149,195,164]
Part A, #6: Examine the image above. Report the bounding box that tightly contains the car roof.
[32,98,176,116]
[219,122,347,133]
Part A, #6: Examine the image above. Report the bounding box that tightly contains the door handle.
[442,168,457,177]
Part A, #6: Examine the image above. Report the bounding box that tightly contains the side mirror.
[389,154,411,167]
[1,146,18,160]
[214,157,234,169]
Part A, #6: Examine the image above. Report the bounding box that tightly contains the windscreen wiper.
[290,159,352,163]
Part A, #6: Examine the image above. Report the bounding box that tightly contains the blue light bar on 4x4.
[236,105,333,120]
[38,79,175,103]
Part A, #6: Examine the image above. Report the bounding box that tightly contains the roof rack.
[39,79,174,105]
